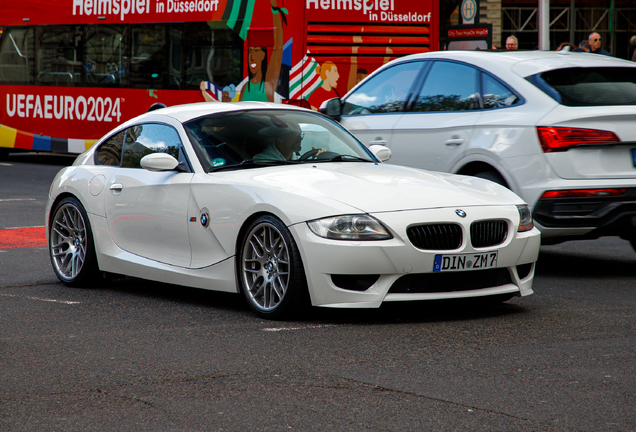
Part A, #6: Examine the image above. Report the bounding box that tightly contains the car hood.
[235,163,524,213]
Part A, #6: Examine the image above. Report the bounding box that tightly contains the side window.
[97,130,126,166]
[0,27,35,84]
[37,26,84,86]
[183,24,243,90]
[482,73,520,109]
[84,25,129,87]
[122,124,185,169]
[130,25,175,89]
[342,62,423,115]
[412,61,479,112]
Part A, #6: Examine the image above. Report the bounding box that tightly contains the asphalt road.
[1,153,635,432]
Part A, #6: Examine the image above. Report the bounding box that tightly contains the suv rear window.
[527,67,636,106]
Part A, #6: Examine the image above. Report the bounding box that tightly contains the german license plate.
[433,251,498,272]
[632,149,636,167]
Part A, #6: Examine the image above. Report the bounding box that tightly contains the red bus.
[0,0,438,157]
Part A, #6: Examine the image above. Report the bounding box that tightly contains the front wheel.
[49,197,101,287]
[238,215,309,319]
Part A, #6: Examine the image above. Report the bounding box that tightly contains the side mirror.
[140,153,180,172]
[320,98,342,120]
[369,145,391,162]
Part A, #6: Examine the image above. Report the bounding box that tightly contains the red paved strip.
[0,227,47,249]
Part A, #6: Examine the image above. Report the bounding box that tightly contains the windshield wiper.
[208,159,298,172]
[327,154,372,162]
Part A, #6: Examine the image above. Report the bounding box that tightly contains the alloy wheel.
[50,203,88,281]
[241,222,291,312]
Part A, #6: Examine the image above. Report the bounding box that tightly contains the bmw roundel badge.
[200,212,209,227]
[456,209,467,218]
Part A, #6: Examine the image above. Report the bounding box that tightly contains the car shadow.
[536,249,636,278]
[96,275,250,315]
[91,275,527,325]
[304,297,528,325]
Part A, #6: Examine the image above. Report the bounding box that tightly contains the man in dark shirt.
[588,32,611,56]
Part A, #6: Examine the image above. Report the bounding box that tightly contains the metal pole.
[609,0,615,55]
[538,0,550,50]
[569,0,575,45]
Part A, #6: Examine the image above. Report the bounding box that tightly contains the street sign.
[461,0,477,24]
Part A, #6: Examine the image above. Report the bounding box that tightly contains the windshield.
[527,67,636,106]
[184,109,376,171]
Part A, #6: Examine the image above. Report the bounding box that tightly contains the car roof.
[137,101,310,124]
[392,50,636,78]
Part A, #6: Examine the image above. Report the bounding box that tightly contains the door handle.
[445,138,464,146]
[110,183,123,193]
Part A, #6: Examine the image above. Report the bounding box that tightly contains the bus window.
[183,23,243,91]
[0,27,35,84]
[85,25,128,87]
[37,26,83,86]
[130,25,174,89]
[169,26,183,88]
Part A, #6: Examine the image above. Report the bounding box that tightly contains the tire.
[238,215,310,320]
[49,197,101,287]
[474,171,508,188]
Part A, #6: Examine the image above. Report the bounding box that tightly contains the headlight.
[517,205,534,232]
[307,215,392,240]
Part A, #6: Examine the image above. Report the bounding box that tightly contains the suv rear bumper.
[533,188,636,243]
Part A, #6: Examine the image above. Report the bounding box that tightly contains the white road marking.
[0,293,81,305]
[261,324,335,332]
[0,198,37,202]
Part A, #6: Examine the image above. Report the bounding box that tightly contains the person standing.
[588,32,611,56]
[572,40,590,52]
[505,35,518,50]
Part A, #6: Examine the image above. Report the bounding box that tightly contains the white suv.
[322,50,636,249]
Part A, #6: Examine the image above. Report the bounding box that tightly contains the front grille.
[407,223,462,250]
[388,268,513,294]
[470,220,508,248]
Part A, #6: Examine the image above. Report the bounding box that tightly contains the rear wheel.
[49,197,101,287]
[474,171,508,188]
[238,215,309,320]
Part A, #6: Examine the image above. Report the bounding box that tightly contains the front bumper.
[290,206,541,308]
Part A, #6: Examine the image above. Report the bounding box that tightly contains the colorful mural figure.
[201,0,286,103]
[200,6,395,110]
[307,61,340,111]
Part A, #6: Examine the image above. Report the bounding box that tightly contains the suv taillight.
[541,189,627,199]
[537,127,620,153]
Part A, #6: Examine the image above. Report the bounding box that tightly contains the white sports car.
[46,102,540,319]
